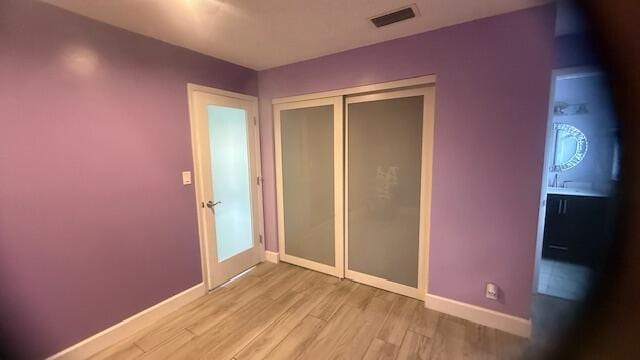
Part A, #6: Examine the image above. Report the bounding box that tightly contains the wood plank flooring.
[90,262,529,360]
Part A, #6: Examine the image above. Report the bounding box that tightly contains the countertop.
[547,187,609,197]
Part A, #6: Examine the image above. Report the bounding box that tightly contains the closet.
[274,78,435,300]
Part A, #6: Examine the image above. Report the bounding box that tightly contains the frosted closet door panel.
[348,96,423,287]
[281,105,335,266]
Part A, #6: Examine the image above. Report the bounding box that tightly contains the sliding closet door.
[346,87,434,299]
[274,97,344,277]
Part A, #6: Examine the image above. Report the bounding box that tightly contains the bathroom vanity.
[542,188,611,267]
[540,114,618,268]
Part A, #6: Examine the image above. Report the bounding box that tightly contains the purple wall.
[258,5,555,318]
[0,1,256,358]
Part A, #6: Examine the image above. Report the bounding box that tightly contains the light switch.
[182,171,192,185]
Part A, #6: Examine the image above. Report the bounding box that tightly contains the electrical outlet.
[486,282,499,300]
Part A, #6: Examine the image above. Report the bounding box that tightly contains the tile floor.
[90,262,528,359]
[537,259,592,300]
[530,293,580,356]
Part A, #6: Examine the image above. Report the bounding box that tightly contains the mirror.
[552,123,588,172]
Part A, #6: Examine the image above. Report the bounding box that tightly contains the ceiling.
[43,0,551,70]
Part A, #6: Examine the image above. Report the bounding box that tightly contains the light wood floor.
[90,262,529,360]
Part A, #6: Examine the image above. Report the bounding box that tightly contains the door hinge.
[253,116,257,126]
[259,234,263,244]
[256,176,263,185]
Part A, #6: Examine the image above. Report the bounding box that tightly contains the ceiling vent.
[370,5,419,28]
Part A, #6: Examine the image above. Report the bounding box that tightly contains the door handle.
[206,201,222,209]
[563,199,567,214]
[558,200,563,215]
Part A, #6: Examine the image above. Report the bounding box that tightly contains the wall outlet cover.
[486,282,499,300]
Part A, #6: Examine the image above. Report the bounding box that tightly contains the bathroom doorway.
[530,66,619,344]
[533,67,618,301]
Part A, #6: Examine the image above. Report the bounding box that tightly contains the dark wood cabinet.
[542,194,609,267]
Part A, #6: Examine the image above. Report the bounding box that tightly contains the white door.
[274,97,344,277]
[190,87,264,290]
[345,86,435,300]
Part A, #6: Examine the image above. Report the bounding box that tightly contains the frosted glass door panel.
[208,105,253,261]
[281,105,335,266]
[348,96,423,287]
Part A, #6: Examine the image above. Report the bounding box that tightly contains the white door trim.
[273,96,345,278]
[272,75,436,105]
[187,83,265,290]
[344,86,435,301]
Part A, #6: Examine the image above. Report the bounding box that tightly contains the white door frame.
[273,96,345,278]
[272,75,436,104]
[187,83,265,290]
[531,66,602,293]
[345,86,435,300]
[272,75,436,300]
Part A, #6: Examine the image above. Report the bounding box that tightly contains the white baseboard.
[264,250,280,264]
[47,283,206,360]
[424,293,532,338]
